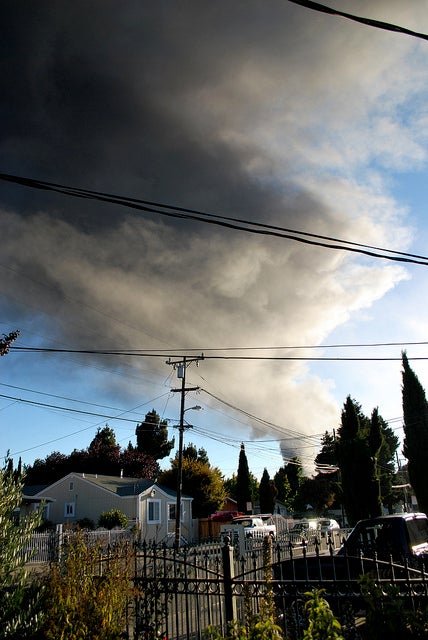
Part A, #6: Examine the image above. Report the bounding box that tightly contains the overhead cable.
[0,172,427,265]
[9,345,428,361]
[287,0,428,42]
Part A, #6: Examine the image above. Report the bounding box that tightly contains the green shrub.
[40,529,134,640]
[302,590,344,640]
[360,574,428,639]
[76,517,95,530]
[98,509,128,530]
[0,464,44,639]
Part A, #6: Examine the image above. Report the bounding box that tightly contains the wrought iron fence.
[132,537,428,640]
[24,530,428,639]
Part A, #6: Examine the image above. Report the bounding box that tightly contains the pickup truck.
[220,515,276,544]
[274,512,428,581]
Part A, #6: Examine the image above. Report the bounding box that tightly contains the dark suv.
[274,512,428,581]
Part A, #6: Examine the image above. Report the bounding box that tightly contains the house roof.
[24,473,192,500]
[80,474,192,499]
[80,474,155,496]
[23,484,50,496]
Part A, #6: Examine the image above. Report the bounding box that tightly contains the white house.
[22,472,195,545]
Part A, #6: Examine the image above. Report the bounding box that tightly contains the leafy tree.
[402,352,428,515]
[159,454,226,518]
[273,467,294,513]
[24,429,159,485]
[259,468,277,514]
[236,443,252,513]
[0,461,44,638]
[98,508,128,530]
[120,442,160,479]
[376,417,400,513]
[25,451,71,485]
[274,457,304,513]
[86,426,121,475]
[314,431,338,473]
[313,431,341,511]
[0,330,19,356]
[182,443,209,465]
[136,409,174,460]
[90,425,117,448]
[296,476,336,515]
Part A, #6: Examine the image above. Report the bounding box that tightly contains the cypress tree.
[236,443,252,513]
[402,352,428,515]
[336,396,383,525]
[259,468,277,514]
[366,408,383,518]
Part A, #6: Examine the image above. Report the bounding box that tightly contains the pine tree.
[136,409,174,460]
[236,443,252,513]
[402,352,428,515]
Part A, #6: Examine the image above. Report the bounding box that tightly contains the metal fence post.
[222,537,237,625]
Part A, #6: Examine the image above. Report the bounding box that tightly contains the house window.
[69,481,74,491]
[147,499,161,524]
[64,502,75,518]
[168,503,176,521]
[168,502,183,522]
[34,502,50,521]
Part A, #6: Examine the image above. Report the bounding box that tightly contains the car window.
[407,518,428,546]
[344,521,403,558]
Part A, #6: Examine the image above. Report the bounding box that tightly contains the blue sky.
[2,1,428,482]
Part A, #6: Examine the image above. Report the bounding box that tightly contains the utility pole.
[167,354,204,548]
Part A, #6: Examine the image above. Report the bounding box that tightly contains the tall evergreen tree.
[402,352,428,515]
[336,397,384,525]
[136,409,174,460]
[377,417,400,513]
[314,431,338,472]
[366,408,383,519]
[259,468,277,514]
[236,443,252,513]
[313,431,341,511]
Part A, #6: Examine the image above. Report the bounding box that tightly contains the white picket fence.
[25,528,133,563]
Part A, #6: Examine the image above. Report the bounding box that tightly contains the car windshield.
[407,518,428,547]
[343,520,403,558]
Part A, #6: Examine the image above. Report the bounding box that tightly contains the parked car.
[220,515,276,542]
[318,518,340,537]
[209,510,243,522]
[274,512,428,581]
[287,519,320,545]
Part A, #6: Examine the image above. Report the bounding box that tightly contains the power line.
[287,0,428,42]
[9,345,428,361]
[1,172,427,265]
[0,393,142,423]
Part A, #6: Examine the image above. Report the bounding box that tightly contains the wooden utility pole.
[167,354,203,548]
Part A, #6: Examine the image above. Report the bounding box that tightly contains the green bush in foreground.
[40,530,134,640]
[0,464,44,640]
[302,590,344,640]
